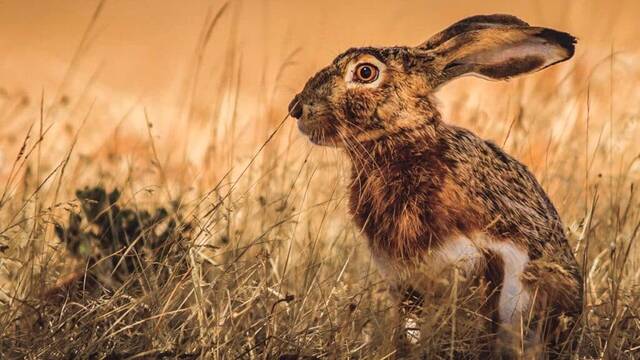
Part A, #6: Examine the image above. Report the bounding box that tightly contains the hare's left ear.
[420,15,576,87]
[420,14,531,50]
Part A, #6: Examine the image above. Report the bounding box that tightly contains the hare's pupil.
[360,66,372,79]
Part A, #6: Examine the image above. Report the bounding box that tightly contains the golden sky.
[1,0,637,108]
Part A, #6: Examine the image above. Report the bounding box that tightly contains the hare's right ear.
[419,14,576,87]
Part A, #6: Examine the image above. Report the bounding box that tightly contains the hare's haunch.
[289,14,582,357]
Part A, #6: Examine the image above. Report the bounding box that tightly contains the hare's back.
[444,126,570,256]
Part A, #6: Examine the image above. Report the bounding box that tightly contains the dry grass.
[1,1,640,358]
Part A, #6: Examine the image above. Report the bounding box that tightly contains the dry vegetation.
[1,1,640,358]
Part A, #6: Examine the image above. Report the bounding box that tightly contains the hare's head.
[289,14,576,146]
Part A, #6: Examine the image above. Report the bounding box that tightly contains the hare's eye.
[353,63,379,83]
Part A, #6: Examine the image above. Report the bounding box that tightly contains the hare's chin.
[307,133,339,147]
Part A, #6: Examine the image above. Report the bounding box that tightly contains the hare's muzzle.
[288,93,339,146]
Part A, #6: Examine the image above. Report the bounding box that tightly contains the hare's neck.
[345,121,444,172]
[345,120,455,258]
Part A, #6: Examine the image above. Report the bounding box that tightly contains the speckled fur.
[289,14,583,357]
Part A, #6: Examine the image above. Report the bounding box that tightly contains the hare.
[289,14,582,358]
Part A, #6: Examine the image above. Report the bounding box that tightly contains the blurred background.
[2,0,638,97]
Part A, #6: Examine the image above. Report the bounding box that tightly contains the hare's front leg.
[389,284,424,353]
[400,286,424,344]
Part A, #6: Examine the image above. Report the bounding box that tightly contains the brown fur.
[289,13,583,356]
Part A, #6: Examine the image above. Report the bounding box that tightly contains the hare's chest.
[349,167,451,254]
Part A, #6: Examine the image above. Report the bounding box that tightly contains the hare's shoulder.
[444,126,525,172]
[445,125,549,200]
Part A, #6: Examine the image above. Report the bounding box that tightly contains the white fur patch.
[487,242,531,325]
[435,236,531,325]
[374,235,532,326]
[404,317,420,344]
[436,236,482,270]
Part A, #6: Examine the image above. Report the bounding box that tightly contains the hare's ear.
[423,25,576,87]
[420,14,530,50]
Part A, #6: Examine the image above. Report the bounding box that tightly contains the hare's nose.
[288,97,303,119]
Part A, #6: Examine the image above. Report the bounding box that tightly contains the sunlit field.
[1,1,640,358]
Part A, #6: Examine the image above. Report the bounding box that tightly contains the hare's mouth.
[297,118,339,146]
